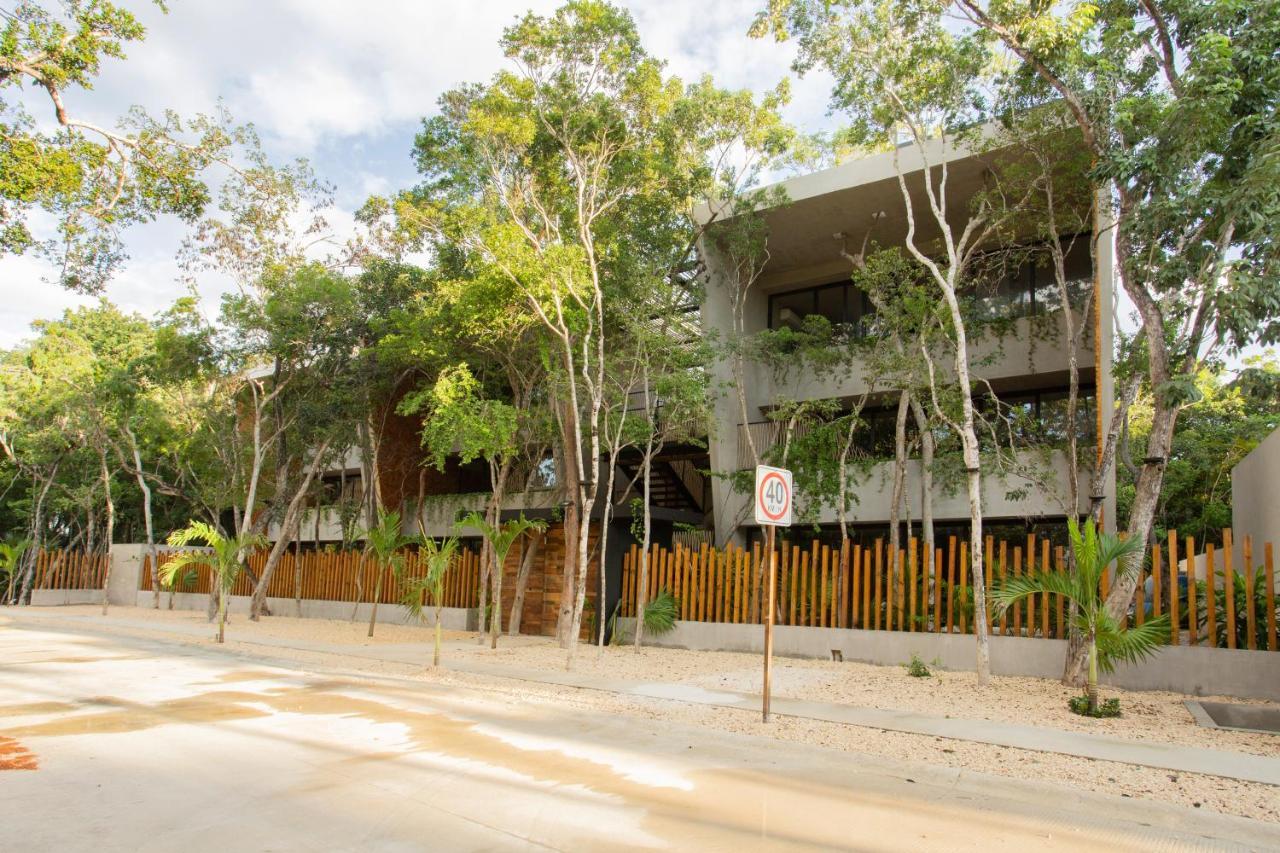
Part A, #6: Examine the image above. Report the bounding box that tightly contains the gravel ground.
[16,605,1280,824]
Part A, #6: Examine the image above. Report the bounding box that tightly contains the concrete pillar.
[107,544,147,606]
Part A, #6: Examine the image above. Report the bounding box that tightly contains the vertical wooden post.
[824,545,834,625]
[1054,545,1065,638]
[763,525,776,723]
[1169,531,1181,646]
[1206,541,1217,645]
[1224,529,1236,649]
[946,537,956,634]
[1040,539,1050,638]
[799,548,810,627]
[1186,536,1197,645]
[958,545,969,634]
[873,538,883,631]
[932,548,942,633]
[907,537,918,632]
[1244,535,1257,651]
[1012,546,1023,637]
[1024,535,1036,636]
[998,540,1008,636]
[1151,543,1162,619]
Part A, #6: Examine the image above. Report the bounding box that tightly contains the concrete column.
[107,544,147,606]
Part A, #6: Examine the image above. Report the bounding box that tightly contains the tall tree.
[385,0,792,666]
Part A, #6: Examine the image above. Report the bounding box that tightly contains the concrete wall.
[141,591,479,631]
[618,618,1280,702]
[30,589,100,606]
[1232,426,1280,552]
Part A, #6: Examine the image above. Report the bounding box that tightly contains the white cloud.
[1,0,834,347]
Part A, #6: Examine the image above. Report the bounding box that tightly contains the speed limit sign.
[754,465,793,527]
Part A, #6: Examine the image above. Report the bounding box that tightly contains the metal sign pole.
[763,523,776,723]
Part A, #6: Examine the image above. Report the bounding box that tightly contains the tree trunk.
[250,441,331,620]
[367,563,385,638]
[125,428,160,609]
[888,390,910,595]
[508,533,543,635]
[487,459,513,649]
[634,439,654,649]
[98,449,115,616]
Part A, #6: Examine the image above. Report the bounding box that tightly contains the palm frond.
[990,570,1079,616]
[159,552,213,586]
[1095,612,1170,674]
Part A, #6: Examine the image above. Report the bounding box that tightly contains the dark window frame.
[767,279,874,335]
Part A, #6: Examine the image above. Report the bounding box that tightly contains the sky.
[0,0,837,348]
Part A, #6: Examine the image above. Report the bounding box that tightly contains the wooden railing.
[621,528,1279,651]
[32,549,110,591]
[141,548,482,609]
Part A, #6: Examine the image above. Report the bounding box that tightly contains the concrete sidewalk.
[7,608,1280,787]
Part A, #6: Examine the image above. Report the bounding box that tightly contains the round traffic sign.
[757,470,791,523]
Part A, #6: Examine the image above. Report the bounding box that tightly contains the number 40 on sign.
[754,465,792,527]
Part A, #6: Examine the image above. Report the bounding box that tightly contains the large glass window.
[768,280,876,335]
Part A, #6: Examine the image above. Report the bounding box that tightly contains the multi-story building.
[698,134,1115,549]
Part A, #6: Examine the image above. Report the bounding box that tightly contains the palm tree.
[461,512,546,649]
[0,537,31,603]
[990,519,1169,714]
[360,510,418,639]
[163,522,267,644]
[402,534,461,668]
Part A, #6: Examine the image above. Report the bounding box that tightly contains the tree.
[402,534,461,668]
[0,536,31,601]
[0,1,260,292]
[754,0,1027,682]
[1120,356,1280,541]
[459,511,546,649]
[390,0,792,667]
[991,519,1169,713]
[360,509,417,639]
[162,521,267,644]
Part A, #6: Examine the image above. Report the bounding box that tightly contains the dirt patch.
[0,736,37,770]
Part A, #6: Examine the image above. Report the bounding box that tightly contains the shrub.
[1069,694,1121,717]
[905,653,931,678]
[643,588,680,636]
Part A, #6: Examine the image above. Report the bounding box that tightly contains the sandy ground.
[14,604,1280,824]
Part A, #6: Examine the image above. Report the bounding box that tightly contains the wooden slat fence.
[32,549,110,590]
[621,528,1279,651]
[141,548,482,609]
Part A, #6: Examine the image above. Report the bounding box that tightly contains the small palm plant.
[360,510,418,639]
[0,537,32,602]
[991,519,1170,716]
[460,512,546,649]
[163,522,267,644]
[401,534,461,668]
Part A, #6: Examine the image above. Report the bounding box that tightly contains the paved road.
[1,620,1275,851]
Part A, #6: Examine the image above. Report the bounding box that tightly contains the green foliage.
[1068,695,1122,718]
[992,519,1168,712]
[641,588,680,637]
[401,534,462,667]
[905,653,931,678]
[162,521,267,642]
[1197,567,1280,652]
[1120,357,1280,539]
[0,536,31,599]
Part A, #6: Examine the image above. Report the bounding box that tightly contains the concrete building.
[697,134,1115,548]
[1232,424,1280,550]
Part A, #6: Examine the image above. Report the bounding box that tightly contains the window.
[972,238,1094,320]
[768,280,876,336]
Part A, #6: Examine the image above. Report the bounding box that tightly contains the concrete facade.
[698,137,1116,545]
[619,618,1280,701]
[1232,425,1280,552]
